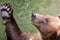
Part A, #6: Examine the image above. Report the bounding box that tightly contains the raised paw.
[1,3,13,18]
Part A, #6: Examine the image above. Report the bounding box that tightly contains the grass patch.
[0,0,60,40]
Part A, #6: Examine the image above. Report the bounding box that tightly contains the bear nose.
[31,13,36,19]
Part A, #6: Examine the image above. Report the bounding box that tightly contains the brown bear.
[31,13,60,40]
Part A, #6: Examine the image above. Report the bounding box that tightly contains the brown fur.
[31,13,60,40]
[1,3,42,40]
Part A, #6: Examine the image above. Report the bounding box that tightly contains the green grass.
[0,0,60,40]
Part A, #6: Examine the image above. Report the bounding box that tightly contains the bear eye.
[43,18,49,24]
[45,18,49,22]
